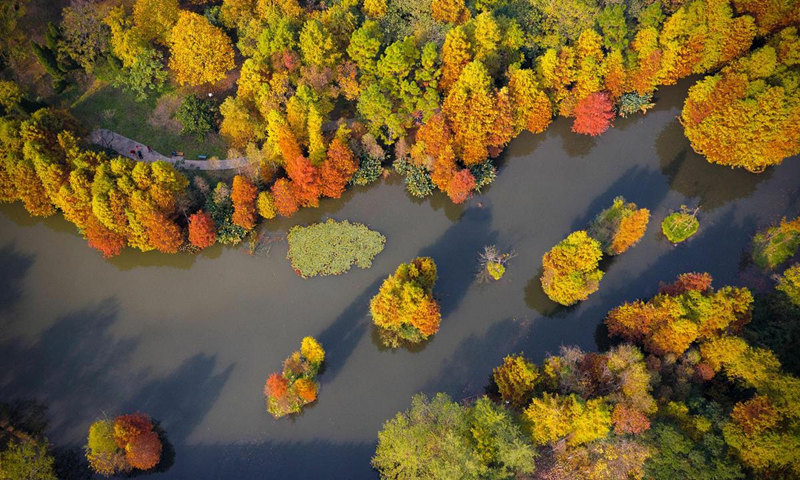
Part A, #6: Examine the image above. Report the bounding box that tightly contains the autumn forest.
[0,0,799,478]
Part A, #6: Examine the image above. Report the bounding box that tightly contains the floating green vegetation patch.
[752,217,800,270]
[287,219,386,278]
[661,207,700,243]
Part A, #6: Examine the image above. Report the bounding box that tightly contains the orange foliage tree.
[188,210,217,249]
[265,373,289,399]
[320,138,358,198]
[605,273,753,357]
[231,175,258,230]
[85,216,126,258]
[370,257,441,347]
[125,430,162,470]
[271,178,299,217]
[445,168,475,204]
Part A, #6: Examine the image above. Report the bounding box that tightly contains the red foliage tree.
[188,210,217,249]
[694,362,716,381]
[231,175,258,230]
[445,169,475,204]
[85,216,126,258]
[265,373,289,399]
[271,178,299,217]
[572,92,615,136]
[125,430,162,470]
[730,395,780,435]
[114,413,153,449]
[611,404,651,435]
[659,272,713,296]
[320,138,358,199]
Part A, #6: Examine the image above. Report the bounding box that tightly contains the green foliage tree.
[176,95,218,140]
[777,264,800,307]
[0,439,57,480]
[58,0,110,72]
[643,422,745,480]
[373,393,535,480]
[111,47,167,101]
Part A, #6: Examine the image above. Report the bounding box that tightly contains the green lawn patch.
[70,83,227,159]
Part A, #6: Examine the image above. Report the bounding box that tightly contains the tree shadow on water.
[0,242,35,313]
[121,354,234,446]
[0,298,141,440]
[416,205,497,318]
[315,277,383,383]
[157,439,376,479]
[657,119,770,211]
[552,120,597,158]
[567,165,670,233]
[523,267,574,318]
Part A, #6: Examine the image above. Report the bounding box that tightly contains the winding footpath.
[89,128,251,171]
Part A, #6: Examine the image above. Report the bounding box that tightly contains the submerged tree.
[264,336,325,418]
[476,245,515,282]
[85,413,162,476]
[588,196,650,255]
[541,231,604,306]
[662,206,700,244]
[370,257,442,347]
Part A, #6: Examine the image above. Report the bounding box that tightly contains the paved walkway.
[89,129,252,171]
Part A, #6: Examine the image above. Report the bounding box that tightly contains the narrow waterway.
[1,78,798,478]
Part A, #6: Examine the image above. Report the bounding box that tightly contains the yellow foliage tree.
[133,0,179,44]
[168,11,235,86]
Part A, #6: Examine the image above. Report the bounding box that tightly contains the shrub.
[661,206,699,243]
[370,257,442,347]
[287,219,386,278]
[351,153,383,186]
[618,92,655,117]
[476,245,514,283]
[541,231,604,306]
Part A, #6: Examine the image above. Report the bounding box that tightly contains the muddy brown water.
[1,78,798,478]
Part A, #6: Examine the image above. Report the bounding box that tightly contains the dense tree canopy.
[370,257,442,347]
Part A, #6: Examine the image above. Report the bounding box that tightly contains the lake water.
[1,78,798,478]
